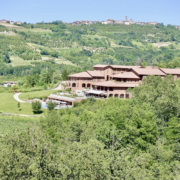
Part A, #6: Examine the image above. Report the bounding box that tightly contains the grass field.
[0,116,37,136]
[16,28,52,33]
[55,58,77,66]
[0,90,60,115]
[152,42,173,48]
[0,93,36,115]
[0,23,24,29]
[10,55,43,66]
[19,90,59,101]
[10,55,76,67]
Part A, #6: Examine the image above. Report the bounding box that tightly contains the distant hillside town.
[1,17,180,29]
[71,16,157,26]
[0,19,21,25]
[71,16,180,29]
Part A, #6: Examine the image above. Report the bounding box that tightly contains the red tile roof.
[160,68,180,75]
[91,81,139,87]
[111,65,141,69]
[132,68,165,76]
[140,66,157,69]
[87,71,104,77]
[68,72,92,78]
[93,64,140,69]
[110,72,140,79]
[93,64,110,68]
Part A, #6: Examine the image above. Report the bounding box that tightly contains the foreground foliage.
[1,76,180,179]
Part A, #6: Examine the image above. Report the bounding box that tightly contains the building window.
[120,94,124,98]
[114,94,119,98]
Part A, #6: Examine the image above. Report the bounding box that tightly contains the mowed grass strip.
[19,90,58,101]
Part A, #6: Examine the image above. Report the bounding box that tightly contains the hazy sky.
[0,0,179,25]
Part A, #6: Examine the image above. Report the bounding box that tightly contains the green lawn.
[0,93,37,115]
[0,90,59,115]
[10,55,42,66]
[19,90,59,101]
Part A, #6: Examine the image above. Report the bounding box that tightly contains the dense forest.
[1,75,180,179]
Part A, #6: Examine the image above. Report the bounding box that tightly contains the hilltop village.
[0,19,21,25]
[72,16,158,26]
[1,17,180,29]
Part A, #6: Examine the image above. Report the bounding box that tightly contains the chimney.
[125,16,127,21]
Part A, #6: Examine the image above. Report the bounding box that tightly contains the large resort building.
[63,65,180,99]
[46,65,180,107]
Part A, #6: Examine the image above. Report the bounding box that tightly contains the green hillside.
[1,21,180,84]
[1,22,180,179]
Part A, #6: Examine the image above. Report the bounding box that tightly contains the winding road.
[14,93,25,103]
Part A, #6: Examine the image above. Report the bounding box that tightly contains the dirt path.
[53,81,65,90]
[14,93,25,103]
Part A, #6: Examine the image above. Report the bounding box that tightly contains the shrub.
[47,101,56,111]
[43,84,47,90]
[73,102,79,107]
[37,81,45,86]
[18,81,24,86]
[66,88,71,93]
[32,101,41,114]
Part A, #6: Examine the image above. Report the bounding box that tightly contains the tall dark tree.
[62,69,69,80]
